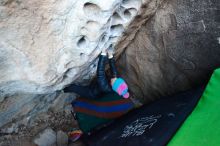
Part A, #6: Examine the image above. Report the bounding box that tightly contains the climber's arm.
[107,46,118,78]
[97,52,112,92]
[108,56,118,78]
[63,84,101,99]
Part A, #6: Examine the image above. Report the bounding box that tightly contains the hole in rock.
[112,12,123,25]
[122,0,130,4]
[109,36,117,43]
[77,36,87,49]
[65,68,77,78]
[110,24,124,35]
[113,12,122,20]
[83,2,102,17]
[80,53,86,58]
[124,9,132,19]
[86,21,100,30]
[122,0,141,9]
[128,8,138,16]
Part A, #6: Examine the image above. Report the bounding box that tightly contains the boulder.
[117,0,220,103]
[33,128,56,146]
[0,0,165,128]
[0,0,152,98]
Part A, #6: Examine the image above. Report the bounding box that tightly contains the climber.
[63,46,130,99]
[63,46,132,142]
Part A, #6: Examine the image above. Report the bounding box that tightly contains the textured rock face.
[0,0,146,98]
[0,0,166,128]
[117,0,220,103]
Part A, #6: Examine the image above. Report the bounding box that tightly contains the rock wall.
[117,0,220,103]
[0,0,148,98]
[0,0,165,128]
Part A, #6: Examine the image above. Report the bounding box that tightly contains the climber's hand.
[107,45,114,58]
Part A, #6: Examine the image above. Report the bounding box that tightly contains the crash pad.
[168,68,220,146]
[82,87,204,146]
